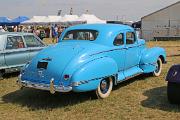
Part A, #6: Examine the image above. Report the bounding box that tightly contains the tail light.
[64,74,70,80]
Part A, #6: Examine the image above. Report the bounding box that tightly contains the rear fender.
[140,47,166,73]
[71,57,118,92]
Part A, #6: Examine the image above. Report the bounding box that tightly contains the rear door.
[124,31,140,69]
[23,35,45,61]
[111,32,126,71]
[4,35,29,68]
[110,32,126,81]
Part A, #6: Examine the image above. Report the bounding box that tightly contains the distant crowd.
[0,24,65,43]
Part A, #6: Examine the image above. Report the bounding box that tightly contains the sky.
[0,0,179,21]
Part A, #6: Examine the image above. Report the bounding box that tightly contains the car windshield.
[63,29,98,41]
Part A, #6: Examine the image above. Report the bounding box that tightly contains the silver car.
[0,32,46,78]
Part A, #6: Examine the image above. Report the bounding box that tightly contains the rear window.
[63,30,98,41]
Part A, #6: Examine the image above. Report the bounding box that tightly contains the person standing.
[0,26,5,32]
[52,24,58,43]
[58,26,63,38]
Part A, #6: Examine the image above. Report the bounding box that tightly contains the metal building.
[141,1,180,40]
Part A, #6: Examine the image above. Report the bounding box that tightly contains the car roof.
[66,23,134,32]
[61,24,135,46]
[0,32,34,36]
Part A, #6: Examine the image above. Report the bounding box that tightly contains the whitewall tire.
[153,58,162,77]
[96,77,113,99]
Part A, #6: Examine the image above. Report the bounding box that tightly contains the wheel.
[153,58,162,77]
[167,82,180,104]
[96,77,113,99]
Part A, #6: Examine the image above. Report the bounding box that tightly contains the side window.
[113,33,124,46]
[126,32,136,44]
[6,36,25,49]
[24,35,44,47]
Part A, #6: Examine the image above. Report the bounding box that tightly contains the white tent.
[78,14,106,24]
[21,15,83,25]
[21,14,106,25]
[21,16,48,25]
[47,15,62,23]
[60,15,80,22]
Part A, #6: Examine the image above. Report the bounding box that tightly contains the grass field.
[0,40,180,120]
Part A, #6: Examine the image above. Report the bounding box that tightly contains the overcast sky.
[0,0,179,21]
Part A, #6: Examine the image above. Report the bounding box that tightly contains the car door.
[4,35,29,68]
[23,35,45,61]
[108,32,126,81]
[111,33,126,71]
[124,31,140,70]
[0,35,6,69]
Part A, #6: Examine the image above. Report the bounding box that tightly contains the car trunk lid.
[22,44,84,85]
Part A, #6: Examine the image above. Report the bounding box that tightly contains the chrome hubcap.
[100,79,109,94]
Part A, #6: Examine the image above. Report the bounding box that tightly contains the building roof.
[141,1,180,20]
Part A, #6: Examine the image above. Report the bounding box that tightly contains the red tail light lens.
[64,74,70,80]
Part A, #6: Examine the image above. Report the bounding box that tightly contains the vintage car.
[17,24,166,98]
[166,64,180,104]
[0,32,46,78]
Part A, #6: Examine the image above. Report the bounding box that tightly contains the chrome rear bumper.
[17,78,72,93]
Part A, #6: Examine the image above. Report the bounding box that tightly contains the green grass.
[0,40,180,120]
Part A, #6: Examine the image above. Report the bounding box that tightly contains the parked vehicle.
[166,64,180,104]
[0,32,46,78]
[17,24,166,98]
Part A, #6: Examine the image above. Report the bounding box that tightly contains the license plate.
[37,61,48,69]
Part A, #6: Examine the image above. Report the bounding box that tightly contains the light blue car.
[18,24,166,98]
[0,32,45,78]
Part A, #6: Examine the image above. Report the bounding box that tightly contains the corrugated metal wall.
[141,2,180,40]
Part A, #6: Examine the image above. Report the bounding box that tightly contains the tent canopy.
[11,16,29,23]
[21,16,48,25]
[61,15,80,22]
[21,14,106,25]
[0,17,11,26]
[78,14,106,24]
[0,16,29,26]
[21,16,60,25]
[21,15,83,25]
[47,16,62,23]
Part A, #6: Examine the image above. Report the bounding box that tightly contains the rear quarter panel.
[71,57,118,92]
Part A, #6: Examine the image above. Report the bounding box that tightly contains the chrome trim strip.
[90,44,144,56]
[71,74,116,86]
[140,62,156,66]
